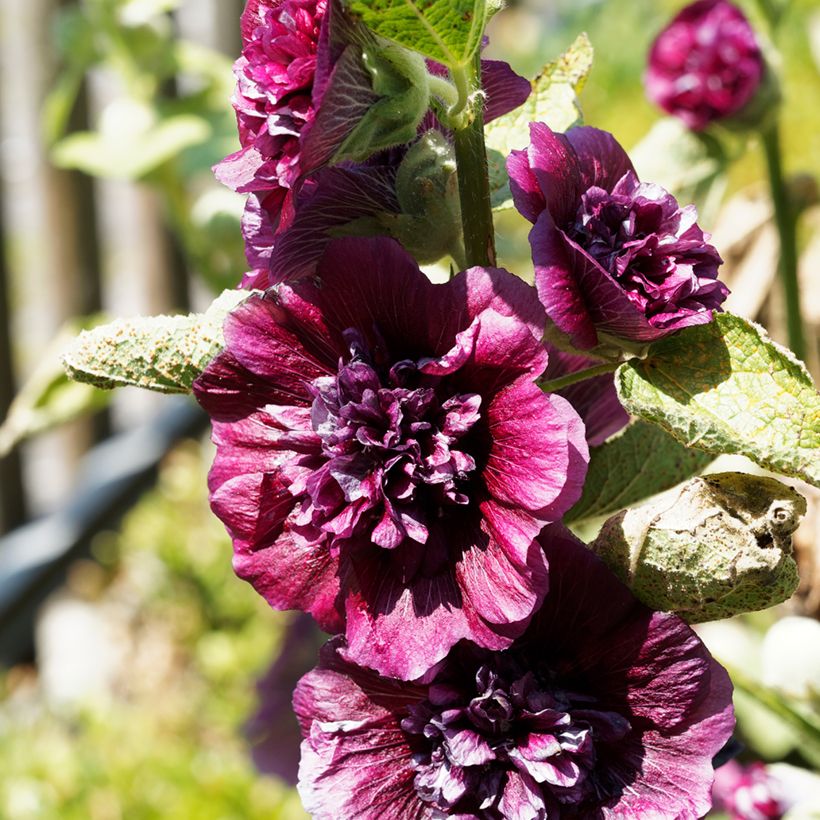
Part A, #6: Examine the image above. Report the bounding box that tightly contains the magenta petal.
[242,193,276,270]
[294,643,426,820]
[542,346,629,446]
[456,530,548,627]
[208,411,318,493]
[507,147,545,223]
[442,727,495,767]
[484,382,589,518]
[526,122,585,226]
[498,770,547,820]
[530,212,599,349]
[223,292,333,385]
[562,233,690,344]
[450,266,546,343]
[268,165,400,284]
[565,125,636,196]
[340,557,499,681]
[233,518,344,633]
[482,59,531,122]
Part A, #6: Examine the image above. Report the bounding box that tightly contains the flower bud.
[591,472,806,622]
[390,130,462,263]
[645,0,774,132]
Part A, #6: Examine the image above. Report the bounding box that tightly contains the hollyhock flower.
[215,0,330,215]
[194,237,588,681]
[508,123,729,350]
[645,0,765,131]
[712,761,785,820]
[293,528,735,819]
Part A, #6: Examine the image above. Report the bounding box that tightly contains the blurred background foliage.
[0,0,818,817]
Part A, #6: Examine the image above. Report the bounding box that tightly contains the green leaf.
[0,319,112,457]
[51,99,210,180]
[345,0,488,67]
[591,472,804,623]
[62,290,252,394]
[617,313,820,487]
[485,33,593,210]
[566,421,713,523]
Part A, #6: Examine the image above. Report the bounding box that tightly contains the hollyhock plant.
[193,237,588,681]
[218,0,532,287]
[293,528,735,818]
[508,123,729,350]
[645,0,765,131]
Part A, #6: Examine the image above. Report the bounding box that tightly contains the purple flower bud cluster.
[199,2,742,816]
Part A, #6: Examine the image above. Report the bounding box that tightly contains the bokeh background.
[0,0,818,817]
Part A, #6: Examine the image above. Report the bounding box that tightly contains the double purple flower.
[645,0,766,131]
[509,123,728,350]
[194,237,588,681]
[294,529,735,818]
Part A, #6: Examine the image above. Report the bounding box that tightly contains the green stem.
[452,54,495,268]
[427,74,459,109]
[761,120,805,361]
[539,363,620,394]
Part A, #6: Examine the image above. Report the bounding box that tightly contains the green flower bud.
[388,130,462,263]
[591,472,806,623]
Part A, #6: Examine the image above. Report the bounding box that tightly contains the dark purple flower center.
[305,331,482,549]
[568,171,726,326]
[401,660,631,816]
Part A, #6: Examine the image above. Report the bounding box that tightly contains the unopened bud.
[591,473,806,623]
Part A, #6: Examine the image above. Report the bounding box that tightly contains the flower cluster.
[195,237,588,680]
[197,2,744,817]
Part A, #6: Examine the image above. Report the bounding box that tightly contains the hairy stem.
[427,74,459,109]
[539,362,620,394]
[452,54,495,268]
[761,120,805,361]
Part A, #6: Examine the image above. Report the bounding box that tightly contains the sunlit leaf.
[485,33,593,210]
[617,313,820,487]
[566,421,713,523]
[63,290,253,394]
[346,0,488,67]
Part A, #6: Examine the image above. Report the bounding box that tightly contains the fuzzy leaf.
[346,0,488,67]
[617,313,820,487]
[566,421,713,523]
[63,290,252,394]
[592,472,805,623]
[485,33,593,210]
